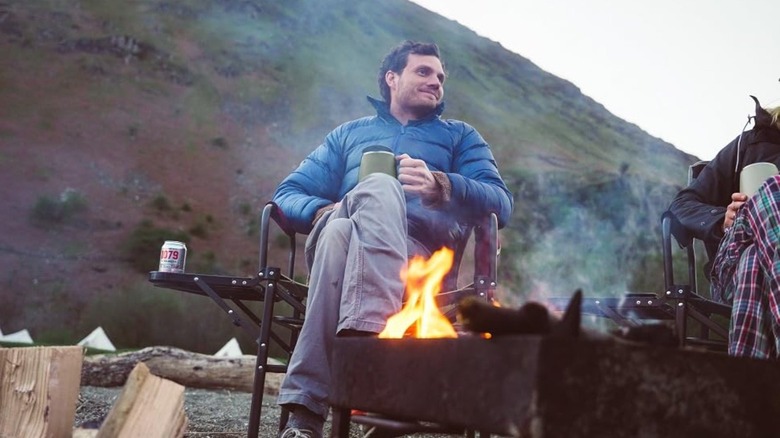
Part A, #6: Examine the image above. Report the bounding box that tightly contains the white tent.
[77,327,116,351]
[214,337,243,357]
[0,327,34,344]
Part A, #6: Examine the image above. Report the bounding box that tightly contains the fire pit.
[330,335,780,437]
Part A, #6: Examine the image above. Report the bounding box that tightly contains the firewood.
[97,362,187,438]
[458,297,551,335]
[81,345,284,394]
[457,290,583,337]
[458,291,678,347]
[0,346,84,437]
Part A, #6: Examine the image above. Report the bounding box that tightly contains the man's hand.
[396,154,438,202]
[312,202,340,226]
[723,192,748,231]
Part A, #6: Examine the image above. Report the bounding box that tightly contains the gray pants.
[277,174,429,418]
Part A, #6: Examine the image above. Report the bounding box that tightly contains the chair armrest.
[661,211,675,291]
[473,212,499,286]
[662,210,693,249]
[661,210,699,296]
[258,202,299,277]
[264,201,296,236]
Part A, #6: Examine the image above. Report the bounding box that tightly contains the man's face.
[387,54,445,119]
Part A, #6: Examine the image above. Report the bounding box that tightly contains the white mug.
[740,162,779,197]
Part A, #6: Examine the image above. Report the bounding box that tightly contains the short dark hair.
[377,40,443,103]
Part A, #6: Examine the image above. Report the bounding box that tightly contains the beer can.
[159,241,187,273]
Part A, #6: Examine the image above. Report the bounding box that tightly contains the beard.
[400,94,440,119]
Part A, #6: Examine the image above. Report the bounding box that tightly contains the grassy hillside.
[0,0,697,352]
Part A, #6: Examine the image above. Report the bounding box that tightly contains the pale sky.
[412,0,780,160]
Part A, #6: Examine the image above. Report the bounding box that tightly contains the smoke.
[519,202,630,304]
[498,155,683,310]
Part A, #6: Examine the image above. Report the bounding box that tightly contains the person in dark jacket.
[273,40,513,438]
[668,96,780,358]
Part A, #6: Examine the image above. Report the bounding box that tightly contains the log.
[81,346,284,394]
[97,362,187,438]
[458,292,678,346]
[0,345,84,437]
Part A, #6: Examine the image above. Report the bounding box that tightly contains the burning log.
[458,289,582,337]
[458,290,677,346]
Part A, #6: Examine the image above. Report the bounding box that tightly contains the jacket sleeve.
[272,128,346,234]
[668,136,740,246]
[443,123,514,228]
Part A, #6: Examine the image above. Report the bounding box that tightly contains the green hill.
[0,0,697,352]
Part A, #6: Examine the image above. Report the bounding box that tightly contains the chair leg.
[279,406,291,432]
[330,408,352,438]
[675,302,687,347]
[247,280,281,437]
[701,313,711,340]
[247,340,266,438]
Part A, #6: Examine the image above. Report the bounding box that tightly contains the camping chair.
[149,201,499,438]
[660,160,730,350]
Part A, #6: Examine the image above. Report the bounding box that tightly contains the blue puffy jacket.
[272,97,513,252]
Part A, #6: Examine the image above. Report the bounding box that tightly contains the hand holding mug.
[723,192,748,231]
[397,153,437,201]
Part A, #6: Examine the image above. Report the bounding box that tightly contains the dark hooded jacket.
[669,96,780,270]
[272,97,514,253]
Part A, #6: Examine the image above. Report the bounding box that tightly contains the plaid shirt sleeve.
[711,175,780,358]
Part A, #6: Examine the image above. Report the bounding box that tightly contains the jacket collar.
[367,96,445,124]
[750,95,774,128]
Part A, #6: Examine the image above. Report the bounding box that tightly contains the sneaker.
[279,427,316,438]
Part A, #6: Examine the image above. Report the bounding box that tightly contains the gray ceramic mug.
[358,145,397,182]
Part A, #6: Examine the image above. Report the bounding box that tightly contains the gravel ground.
[76,386,456,437]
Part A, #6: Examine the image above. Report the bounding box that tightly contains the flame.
[379,247,458,339]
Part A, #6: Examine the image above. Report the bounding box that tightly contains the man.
[273,40,513,438]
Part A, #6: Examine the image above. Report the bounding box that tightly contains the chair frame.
[149,201,500,437]
[661,160,730,350]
